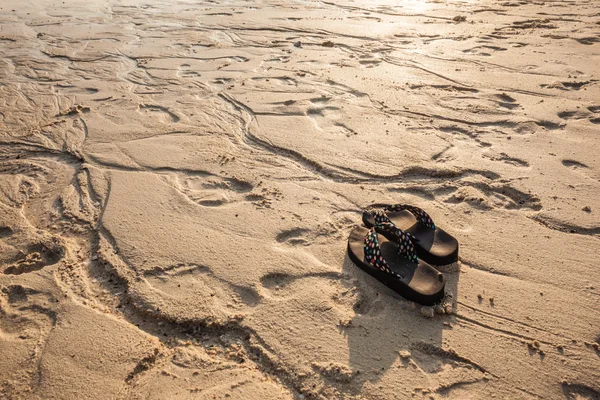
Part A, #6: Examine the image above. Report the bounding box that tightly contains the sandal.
[363,204,459,266]
[347,222,446,305]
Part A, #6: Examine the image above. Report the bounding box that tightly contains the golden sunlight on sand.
[1,0,599,399]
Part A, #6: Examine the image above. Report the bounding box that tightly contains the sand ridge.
[1,0,599,399]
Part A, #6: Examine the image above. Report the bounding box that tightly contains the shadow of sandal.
[340,253,461,393]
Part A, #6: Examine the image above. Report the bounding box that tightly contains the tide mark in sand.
[138,104,180,123]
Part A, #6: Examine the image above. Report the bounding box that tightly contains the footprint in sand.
[587,106,600,113]
[0,284,57,387]
[574,36,600,45]
[541,80,598,91]
[351,292,385,317]
[143,263,262,312]
[3,242,63,275]
[53,84,99,94]
[556,106,600,124]
[558,110,589,121]
[491,93,520,110]
[463,45,507,56]
[586,105,600,124]
[275,228,310,246]
[562,159,589,170]
[396,343,489,396]
[0,226,13,239]
[258,271,341,300]
[176,64,201,78]
[561,159,598,182]
[561,382,600,400]
[137,104,180,123]
[443,183,541,211]
[358,54,382,68]
[482,151,529,167]
[274,218,347,248]
[176,176,254,207]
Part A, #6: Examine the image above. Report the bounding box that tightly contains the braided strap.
[363,223,419,279]
[375,222,418,263]
[368,204,435,230]
[369,208,394,226]
[364,228,403,278]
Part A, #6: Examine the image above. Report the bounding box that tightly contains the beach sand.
[1,0,599,398]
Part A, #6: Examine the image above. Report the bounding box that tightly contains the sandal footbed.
[347,227,445,306]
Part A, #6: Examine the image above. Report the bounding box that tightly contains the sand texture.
[1,0,600,399]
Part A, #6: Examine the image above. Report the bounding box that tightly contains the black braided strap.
[363,223,419,279]
[366,204,435,230]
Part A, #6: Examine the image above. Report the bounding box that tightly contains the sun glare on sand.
[367,0,477,13]
[404,0,432,13]
[361,0,432,13]
[1,0,599,399]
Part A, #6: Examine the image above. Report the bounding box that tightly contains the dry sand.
[1,0,599,398]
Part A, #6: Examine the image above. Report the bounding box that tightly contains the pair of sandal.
[347,204,459,306]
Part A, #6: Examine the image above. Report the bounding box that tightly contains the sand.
[1,0,599,399]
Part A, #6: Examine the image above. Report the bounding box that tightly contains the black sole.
[347,227,445,306]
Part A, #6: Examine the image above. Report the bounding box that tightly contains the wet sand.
[1,0,599,399]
